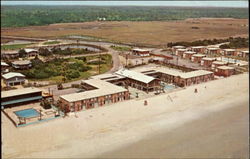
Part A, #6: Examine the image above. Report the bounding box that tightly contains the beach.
[2,73,249,158]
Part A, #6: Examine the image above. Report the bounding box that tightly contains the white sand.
[2,73,249,158]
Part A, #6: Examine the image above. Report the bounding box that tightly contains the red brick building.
[191,46,206,53]
[211,61,227,70]
[207,47,221,55]
[191,54,206,63]
[132,48,150,57]
[200,57,216,67]
[183,51,196,60]
[215,66,235,77]
[59,79,129,113]
[222,49,237,56]
[172,46,185,53]
[175,49,187,57]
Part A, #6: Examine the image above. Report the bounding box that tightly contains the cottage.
[183,51,196,60]
[12,60,32,69]
[24,48,38,57]
[238,50,249,58]
[1,62,9,74]
[1,50,19,59]
[191,46,206,53]
[2,72,26,86]
[59,79,129,113]
[207,48,221,54]
[172,46,185,53]
[1,87,42,108]
[223,49,237,56]
[211,61,227,70]
[201,57,216,67]
[191,54,206,63]
[215,66,235,77]
[175,49,187,57]
[115,69,161,93]
[132,48,150,57]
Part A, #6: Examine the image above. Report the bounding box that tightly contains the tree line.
[1,5,248,27]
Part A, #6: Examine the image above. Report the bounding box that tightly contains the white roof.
[212,61,227,65]
[60,79,127,102]
[2,72,25,79]
[180,70,213,79]
[1,50,19,54]
[12,60,31,65]
[24,48,38,53]
[242,51,249,54]
[217,66,234,70]
[202,57,216,61]
[132,48,149,52]
[192,54,206,57]
[1,62,9,66]
[184,51,196,54]
[173,46,185,49]
[223,49,236,52]
[176,49,187,51]
[192,46,205,49]
[207,47,220,50]
[1,87,41,98]
[115,69,155,84]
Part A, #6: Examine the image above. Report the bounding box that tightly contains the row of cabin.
[1,49,38,59]
[173,46,249,58]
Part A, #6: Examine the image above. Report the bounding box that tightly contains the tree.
[18,49,27,58]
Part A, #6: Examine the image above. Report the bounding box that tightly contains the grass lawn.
[1,43,33,50]
[110,45,132,52]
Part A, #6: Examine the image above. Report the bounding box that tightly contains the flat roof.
[192,46,205,49]
[212,61,227,65]
[12,60,31,65]
[176,49,187,51]
[184,51,196,54]
[1,50,19,54]
[1,62,9,66]
[223,49,236,52]
[115,69,155,84]
[24,48,38,53]
[180,70,213,79]
[60,79,128,102]
[2,72,25,79]
[217,66,234,70]
[1,87,41,98]
[192,54,206,57]
[242,51,249,53]
[172,46,185,49]
[202,57,216,61]
[207,48,220,50]
[132,48,149,52]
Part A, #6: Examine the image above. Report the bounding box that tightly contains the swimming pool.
[14,108,39,118]
[164,85,176,90]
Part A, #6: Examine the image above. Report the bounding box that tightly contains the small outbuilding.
[191,54,206,63]
[2,72,26,86]
[215,66,235,77]
[183,51,196,60]
[200,57,216,67]
[12,60,32,69]
[132,48,150,57]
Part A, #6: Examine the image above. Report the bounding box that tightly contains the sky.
[1,1,249,8]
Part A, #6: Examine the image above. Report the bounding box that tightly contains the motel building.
[222,49,237,56]
[238,50,249,58]
[12,60,32,69]
[174,70,214,87]
[191,46,206,53]
[175,48,187,57]
[1,87,42,109]
[59,79,129,113]
[2,72,26,86]
[211,61,228,70]
[1,50,19,59]
[115,69,161,93]
[215,66,235,77]
[183,51,196,60]
[172,46,185,53]
[191,54,206,63]
[132,48,150,57]
[200,57,216,67]
[206,47,221,55]
[24,48,38,57]
[1,62,9,74]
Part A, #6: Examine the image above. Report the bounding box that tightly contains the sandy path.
[2,73,249,158]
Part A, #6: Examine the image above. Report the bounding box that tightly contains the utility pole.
[98,45,101,74]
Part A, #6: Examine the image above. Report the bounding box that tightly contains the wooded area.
[1,6,248,27]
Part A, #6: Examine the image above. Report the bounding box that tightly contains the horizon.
[1,1,249,8]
